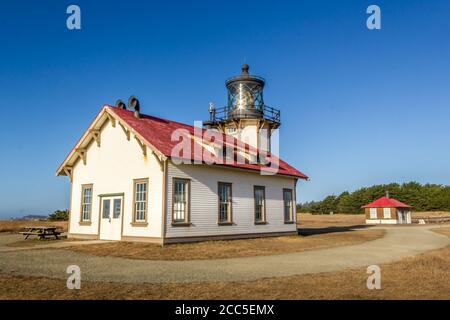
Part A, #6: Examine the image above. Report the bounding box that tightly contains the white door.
[397,210,403,224]
[406,211,412,224]
[397,210,408,224]
[99,196,123,240]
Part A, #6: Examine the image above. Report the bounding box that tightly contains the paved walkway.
[0,225,448,284]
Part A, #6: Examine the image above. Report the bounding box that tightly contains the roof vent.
[128,96,141,118]
[385,191,390,198]
[115,99,126,109]
[241,63,249,75]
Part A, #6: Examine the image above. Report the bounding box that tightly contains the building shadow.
[297,224,371,236]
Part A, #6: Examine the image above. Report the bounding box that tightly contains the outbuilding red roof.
[361,196,412,208]
[108,106,308,179]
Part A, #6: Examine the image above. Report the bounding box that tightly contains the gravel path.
[0,225,448,284]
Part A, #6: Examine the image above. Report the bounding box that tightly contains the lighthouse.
[204,64,281,155]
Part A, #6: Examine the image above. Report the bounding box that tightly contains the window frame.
[226,127,237,134]
[102,199,111,219]
[383,207,391,219]
[172,178,191,226]
[283,188,294,223]
[132,178,149,224]
[80,184,93,223]
[217,182,233,225]
[254,185,266,224]
[369,208,377,219]
[113,198,122,219]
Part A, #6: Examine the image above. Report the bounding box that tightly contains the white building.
[56,65,308,243]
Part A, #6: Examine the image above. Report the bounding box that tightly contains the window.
[81,184,93,221]
[227,127,236,134]
[133,179,148,222]
[172,179,189,223]
[113,199,121,219]
[254,186,266,223]
[369,208,377,219]
[102,199,110,219]
[173,178,190,224]
[218,183,232,224]
[283,189,294,223]
[383,208,391,219]
[222,146,234,161]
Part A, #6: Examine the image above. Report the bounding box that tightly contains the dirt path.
[0,225,448,284]
[0,237,104,253]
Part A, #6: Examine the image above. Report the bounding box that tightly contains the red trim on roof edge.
[361,196,412,208]
[108,106,308,179]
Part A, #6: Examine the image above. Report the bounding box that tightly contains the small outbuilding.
[362,196,412,224]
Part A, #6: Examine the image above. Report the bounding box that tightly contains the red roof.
[361,196,412,208]
[108,106,308,179]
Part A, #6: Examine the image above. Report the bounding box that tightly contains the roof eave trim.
[168,157,308,179]
[55,106,110,177]
[56,106,169,178]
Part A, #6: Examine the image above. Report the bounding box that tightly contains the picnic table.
[19,226,62,240]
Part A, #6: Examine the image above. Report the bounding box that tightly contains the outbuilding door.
[99,195,123,240]
[397,210,411,224]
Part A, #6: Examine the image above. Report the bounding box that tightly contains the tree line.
[297,182,450,214]
[48,210,69,221]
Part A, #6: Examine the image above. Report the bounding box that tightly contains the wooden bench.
[20,227,62,240]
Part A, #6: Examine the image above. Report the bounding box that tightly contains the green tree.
[48,209,69,221]
[297,182,450,214]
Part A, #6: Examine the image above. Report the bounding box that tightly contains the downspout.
[294,178,298,225]
[161,159,168,246]
[67,180,73,238]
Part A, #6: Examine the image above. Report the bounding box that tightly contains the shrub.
[48,209,69,221]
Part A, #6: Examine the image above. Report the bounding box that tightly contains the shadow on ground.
[297,225,371,236]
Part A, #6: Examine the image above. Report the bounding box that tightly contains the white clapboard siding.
[165,161,297,238]
[70,120,164,238]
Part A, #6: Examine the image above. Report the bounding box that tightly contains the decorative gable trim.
[56,105,168,178]
[134,135,147,156]
[89,129,101,147]
[118,122,131,140]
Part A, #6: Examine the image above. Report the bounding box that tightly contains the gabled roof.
[361,196,412,208]
[56,105,308,179]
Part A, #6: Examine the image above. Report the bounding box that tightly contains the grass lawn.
[1,216,449,300]
[297,213,365,227]
[66,228,383,260]
[1,228,448,300]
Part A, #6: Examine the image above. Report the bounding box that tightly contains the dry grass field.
[0,220,68,233]
[0,216,449,300]
[297,212,450,228]
[412,211,450,218]
[0,228,449,300]
[297,213,365,227]
[69,229,383,260]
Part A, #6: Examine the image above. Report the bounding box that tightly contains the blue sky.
[1,1,450,218]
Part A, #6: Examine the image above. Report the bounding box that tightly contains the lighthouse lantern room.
[203,64,281,154]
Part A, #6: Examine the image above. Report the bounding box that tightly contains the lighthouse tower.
[204,64,281,154]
